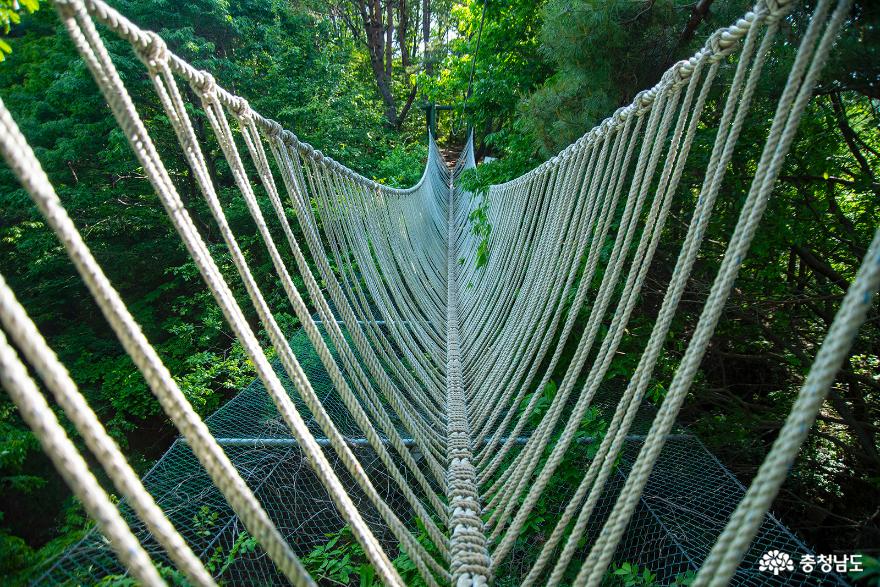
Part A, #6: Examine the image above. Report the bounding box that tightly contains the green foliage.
[459,151,536,194]
[671,570,698,586]
[389,517,442,587]
[852,555,880,586]
[0,0,431,580]
[458,161,540,270]
[522,0,682,154]
[610,561,658,587]
[302,521,440,587]
[425,0,549,162]
[207,529,258,578]
[0,526,35,580]
[91,527,258,586]
[374,142,428,188]
[0,501,91,587]
[193,505,220,539]
[519,380,557,428]
[577,405,609,452]
[0,0,877,582]
[0,404,41,493]
[467,190,492,269]
[302,526,368,586]
[0,0,38,60]
[491,392,611,583]
[606,562,696,587]
[449,0,880,563]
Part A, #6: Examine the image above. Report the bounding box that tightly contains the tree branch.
[678,0,714,47]
[790,244,850,291]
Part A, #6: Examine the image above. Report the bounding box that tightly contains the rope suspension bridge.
[0,0,877,585]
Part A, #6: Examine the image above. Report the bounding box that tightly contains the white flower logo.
[759,550,795,575]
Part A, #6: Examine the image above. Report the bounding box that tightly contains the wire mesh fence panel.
[32,324,848,586]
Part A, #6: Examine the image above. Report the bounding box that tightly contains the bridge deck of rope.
[34,323,840,586]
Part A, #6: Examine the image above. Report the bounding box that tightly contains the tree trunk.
[385,0,393,81]
[398,0,410,68]
[358,0,399,126]
[422,0,432,74]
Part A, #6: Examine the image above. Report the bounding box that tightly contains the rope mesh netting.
[0,0,878,585]
[35,327,423,586]
[33,328,846,586]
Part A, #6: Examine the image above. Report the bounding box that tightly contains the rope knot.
[232,97,252,120]
[761,0,790,24]
[707,29,726,57]
[265,119,283,138]
[191,71,217,99]
[762,0,788,19]
[670,60,694,89]
[633,90,653,115]
[281,129,298,148]
[139,31,169,69]
[460,574,489,587]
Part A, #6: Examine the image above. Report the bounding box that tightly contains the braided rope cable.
[51,1,401,583]
[542,13,778,583]
[489,83,682,559]
[0,319,164,587]
[136,51,447,581]
[532,50,722,587]
[0,91,314,586]
[470,140,599,441]
[446,151,491,587]
[297,155,448,464]
[476,115,638,484]
[0,272,215,586]
[577,1,849,584]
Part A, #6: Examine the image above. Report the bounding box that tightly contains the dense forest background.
[0,0,877,583]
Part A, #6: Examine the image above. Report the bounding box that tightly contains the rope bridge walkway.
[0,0,877,585]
